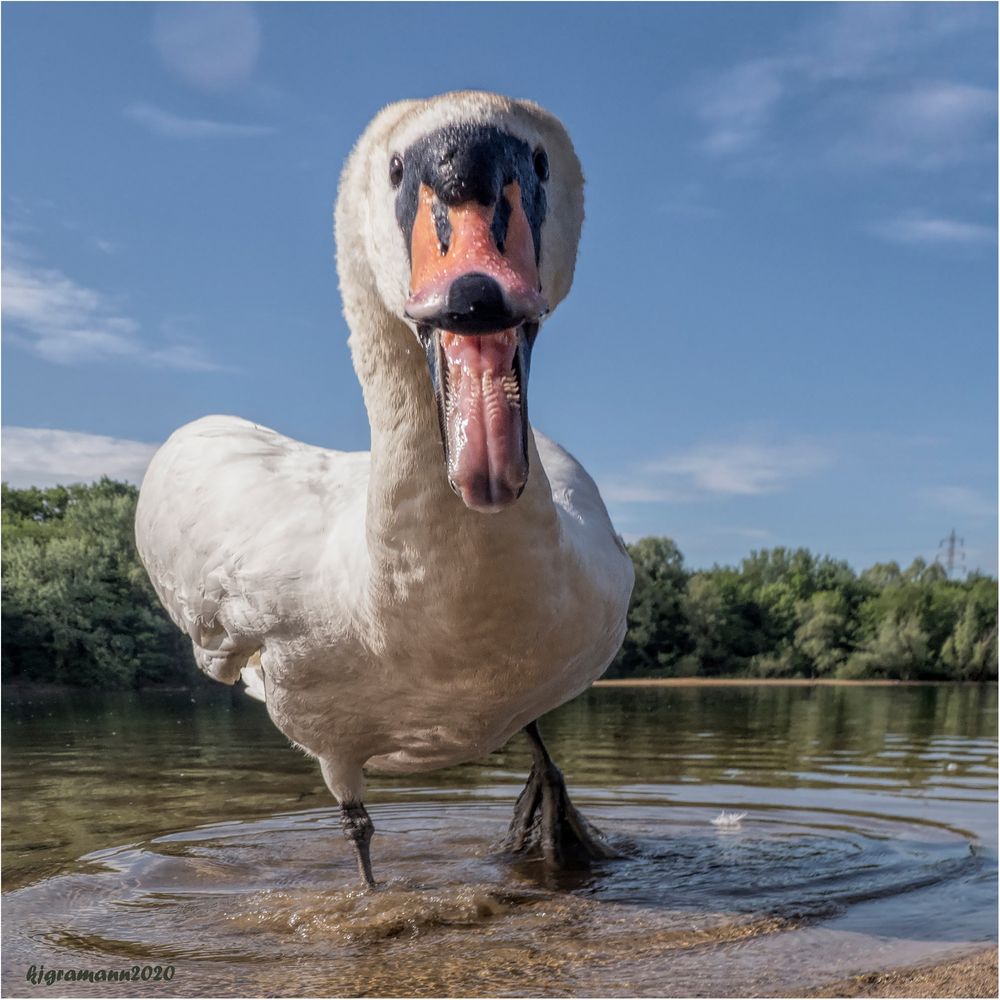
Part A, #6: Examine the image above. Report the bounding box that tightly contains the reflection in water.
[2,684,997,996]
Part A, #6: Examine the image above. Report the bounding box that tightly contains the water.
[3,683,996,996]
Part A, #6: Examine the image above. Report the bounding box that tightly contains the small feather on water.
[711,811,747,828]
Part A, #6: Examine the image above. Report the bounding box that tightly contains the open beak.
[405,182,546,513]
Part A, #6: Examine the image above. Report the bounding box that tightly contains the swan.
[135,90,635,887]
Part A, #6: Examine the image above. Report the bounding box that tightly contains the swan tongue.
[440,328,528,513]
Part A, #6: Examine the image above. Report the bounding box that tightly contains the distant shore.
[4,678,996,698]
[809,946,998,998]
[592,677,995,687]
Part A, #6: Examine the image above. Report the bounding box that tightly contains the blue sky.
[3,3,997,574]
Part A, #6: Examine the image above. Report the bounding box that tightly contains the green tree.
[681,570,760,676]
[2,480,193,688]
[840,614,932,680]
[940,579,999,680]
[608,537,691,677]
[793,590,852,677]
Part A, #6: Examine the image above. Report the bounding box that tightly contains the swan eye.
[389,154,404,188]
[532,148,549,182]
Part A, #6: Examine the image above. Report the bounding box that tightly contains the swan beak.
[405,183,547,329]
[419,323,537,513]
[405,183,544,513]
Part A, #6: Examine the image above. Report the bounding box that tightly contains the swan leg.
[340,800,376,889]
[501,720,617,867]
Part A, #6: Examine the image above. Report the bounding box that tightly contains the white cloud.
[697,59,785,154]
[794,4,912,81]
[921,486,997,519]
[153,3,261,91]
[600,482,688,504]
[881,82,994,137]
[658,182,719,219]
[602,437,832,504]
[2,243,224,371]
[871,213,996,246]
[790,4,984,83]
[3,250,139,364]
[1,428,158,488]
[125,102,274,139]
[148,342,226,373]
[646,440,830,496]
[692,7,996,169]
[859,82,996,167]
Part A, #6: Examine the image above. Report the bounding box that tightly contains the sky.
[2,3,997,574]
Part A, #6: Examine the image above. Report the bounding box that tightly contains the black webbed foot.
[501,721,618,868]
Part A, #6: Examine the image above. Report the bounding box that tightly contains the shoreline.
[592,677,996,687]
[4,678,996,697]
[809,946,998,998]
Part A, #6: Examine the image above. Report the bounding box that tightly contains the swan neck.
[350,313,559,595]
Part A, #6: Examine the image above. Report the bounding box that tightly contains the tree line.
[610,536,997,681]
[2,481,996,689]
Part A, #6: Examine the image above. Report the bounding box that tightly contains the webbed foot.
[501,721,617,867]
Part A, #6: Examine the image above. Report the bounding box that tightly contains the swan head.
[337,92,584,513]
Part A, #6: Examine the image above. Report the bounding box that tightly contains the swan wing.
[534,428,634,599]
[135,415,369,686]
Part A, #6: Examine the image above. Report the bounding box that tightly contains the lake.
[2,683,996,997]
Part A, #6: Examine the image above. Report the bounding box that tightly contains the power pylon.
[936,529,966,578]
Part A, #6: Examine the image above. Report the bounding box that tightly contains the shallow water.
[3,684,996,997]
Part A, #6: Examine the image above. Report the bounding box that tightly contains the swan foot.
[501,721,618,868]
[340,800,377,889]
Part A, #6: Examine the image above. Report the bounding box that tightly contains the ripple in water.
[3,799,985,996]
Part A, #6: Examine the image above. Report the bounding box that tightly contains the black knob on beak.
[442,273,516,334]
[448,273,503,318]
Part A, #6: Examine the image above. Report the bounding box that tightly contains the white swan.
[136,91,634,886]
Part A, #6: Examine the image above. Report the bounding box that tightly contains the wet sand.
[810,947,998,998]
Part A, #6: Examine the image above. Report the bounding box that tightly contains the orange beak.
[404,183,545,514]
[405,182,547,331]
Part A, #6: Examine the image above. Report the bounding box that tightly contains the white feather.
[711,811,747,828]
